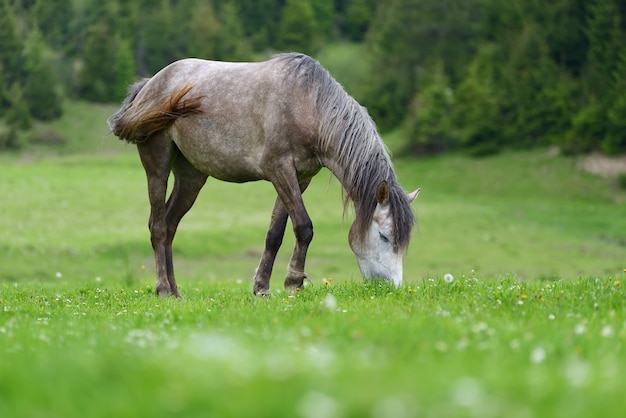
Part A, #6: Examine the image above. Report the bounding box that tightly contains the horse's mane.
[273,53,415,250]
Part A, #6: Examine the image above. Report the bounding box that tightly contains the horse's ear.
[376,181,389,205]
[407,188,420,203]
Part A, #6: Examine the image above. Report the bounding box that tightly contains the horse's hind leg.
[163,151,208,294]
[137,134,177,297]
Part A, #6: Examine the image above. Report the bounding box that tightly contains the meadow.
[0,100,625,417]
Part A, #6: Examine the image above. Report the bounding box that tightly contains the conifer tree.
[216,1,252,61]
[278,0,319,55]
[312,0,335,39]
[344,0,372,41]
[79,15,117,102]
[603,48,626,154]
[584,0,621,97]
[23,28,63,120]
[186,1,220,59]
[0,0,24,95]
[32,0,72,48]
[114,39,136,103]
[406,63,456,155]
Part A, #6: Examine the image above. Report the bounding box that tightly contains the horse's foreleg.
[137,136,176,297]
[253,198,288,296]
[269,172,313,294]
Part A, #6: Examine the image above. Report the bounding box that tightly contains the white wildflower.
[601,325,614,338]
[323,294,337,310]
[531,346,546,364]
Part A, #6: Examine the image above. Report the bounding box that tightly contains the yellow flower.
[614,280,620,287]
[520,294,528,300]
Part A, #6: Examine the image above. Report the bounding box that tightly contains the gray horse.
[108,53,419,297]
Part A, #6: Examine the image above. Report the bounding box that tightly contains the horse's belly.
[171,129,266,183]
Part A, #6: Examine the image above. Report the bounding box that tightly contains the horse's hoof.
[254,288,272,297]
[155,286,171,297]
[285,286,302,297]
[156,284,181,298]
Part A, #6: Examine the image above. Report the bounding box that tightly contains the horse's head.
[349,181,420,287]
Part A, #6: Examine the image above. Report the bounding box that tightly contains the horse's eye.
[379,232,389,243]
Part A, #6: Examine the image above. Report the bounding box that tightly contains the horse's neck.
[321,136,392,205]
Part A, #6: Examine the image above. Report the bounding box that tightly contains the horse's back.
[142,57,320,183]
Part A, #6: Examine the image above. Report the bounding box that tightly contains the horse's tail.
[107,79,203,144]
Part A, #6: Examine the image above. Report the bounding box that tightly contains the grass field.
[1,97,625,417]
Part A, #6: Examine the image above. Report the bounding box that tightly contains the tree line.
[1,0,625,155]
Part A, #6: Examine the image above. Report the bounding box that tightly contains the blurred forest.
[1,0,625,155]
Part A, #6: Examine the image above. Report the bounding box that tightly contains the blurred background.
[1,0,625,156]
[0,0,625,284]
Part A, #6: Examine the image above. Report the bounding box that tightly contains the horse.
[108,52,419,297]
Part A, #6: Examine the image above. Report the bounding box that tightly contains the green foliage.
[0,0,24,89]
[137,0,178,75]
[311,0,336,39]
[452,44,503,156]
[3,0,626,155]
[564,101,607,154]
[186,1,220,59]
[23,29,63,121]
[277,0,320,55]
[3,84,32,132]
[602,48,626,154]
[365,0,482,130]
[584,0,622,97]
[32,0,73,49]
[113,39,136,103]
[362,0,626,155]
[215,1,253,61]
[78,13,117,102]
[405,65,457,155]
[343,0,372,41]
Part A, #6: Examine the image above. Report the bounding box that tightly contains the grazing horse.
[108,53,419,297]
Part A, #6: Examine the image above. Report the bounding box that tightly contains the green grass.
[1,99,625,417]
[1,277,625,417]
[2,144,624,286]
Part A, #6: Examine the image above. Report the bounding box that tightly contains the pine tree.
[453,44,503,156]
[344,0,372,41]
[138,0,177,75]
[0,0,24,95]
[23,28,63,120]
[278,0,320,55]
[1,83,31,150]
[603,48,626,154]
[79,16,117,102]
[237,0,283,50]
[32,0,72,48]
[312,0,335,39]
[114,38,136,103]
[584,0,621,97]
[500,21,570,147]
[216,1,252,61]
[186,1,220,59]
[406,63,456,155]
